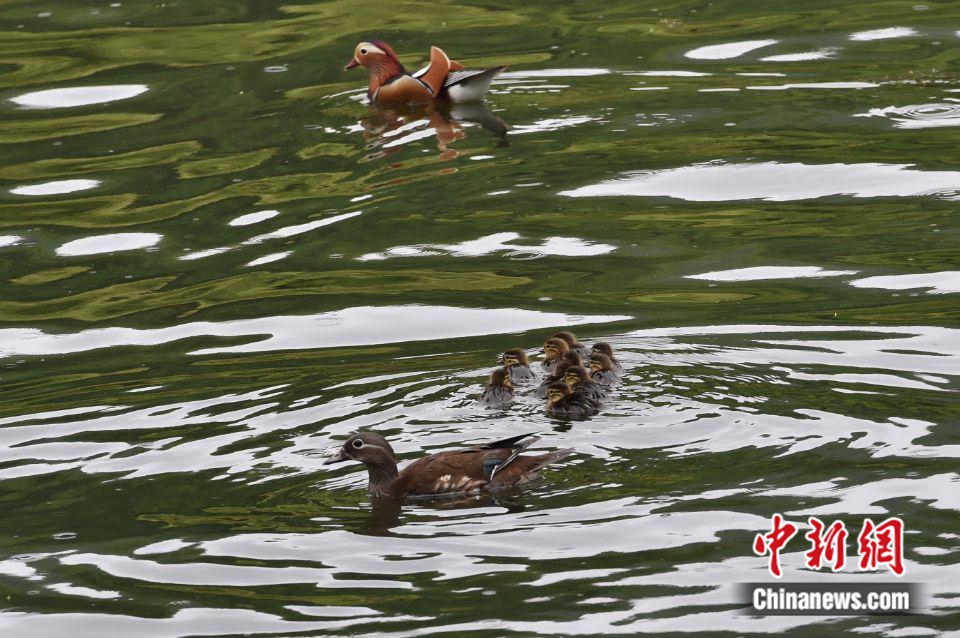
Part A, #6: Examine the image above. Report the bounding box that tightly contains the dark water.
[1,1,959,635]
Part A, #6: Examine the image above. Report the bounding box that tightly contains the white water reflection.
[559,161,960,201]
[178,211,360,261]
[61,553,408,589]
[46,583,120,599]
[511,115,600,134]
[358,233,615,261]
[686,266,856,281]
[850,271,960,294]
[11,179,99,196]
[228,210,279,226]
[684,39,778,60]
[498,68,610,78]
[855,103,960,129]
[760,48,837,62]
[179,246,231,261]
[849,26,917,41]
[0,235,23,248]
[629,70,710,77]
[747,81,877,90]
[245,251,291,267]
[55,233,162,257]
[243,211,361,244]
[0,608,396,638]
[0,305,631,358]
[10,84,148,108]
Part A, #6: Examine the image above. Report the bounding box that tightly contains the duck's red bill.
[344,57,359,70]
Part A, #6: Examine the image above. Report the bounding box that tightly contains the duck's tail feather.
[529,448,575,471]
[444,66,506,103]
[477,432,537,451]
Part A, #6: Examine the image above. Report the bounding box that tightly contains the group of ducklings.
[479,331,622,417]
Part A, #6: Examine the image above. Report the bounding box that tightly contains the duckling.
[545,381,600,418]
[534,359,576,399]
[589,353,620,387]
[591,342,623,373]
[542,337,570,374]
[325,431,573,499]
[564,365,606,404]
[479,368,513,408]
[553,331,590,360]
[501,348,535,384]
[561,350,582,368]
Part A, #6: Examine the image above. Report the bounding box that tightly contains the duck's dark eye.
[360,48,367,55]
[352,439,364,449]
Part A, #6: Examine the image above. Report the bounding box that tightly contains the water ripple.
[560,161,960,201]
[856,103,960,129]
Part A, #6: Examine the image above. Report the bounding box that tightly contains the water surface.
[1,1,958,636]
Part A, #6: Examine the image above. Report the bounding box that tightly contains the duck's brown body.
[326,432,572,499]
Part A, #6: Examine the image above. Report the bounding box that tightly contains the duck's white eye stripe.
[352,439,364,449]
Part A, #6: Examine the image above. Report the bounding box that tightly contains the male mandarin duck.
[501,348,535,384]
[542,337,570,374]
[479,367,514,408]
[324,432,573,499]
[591,342,623,373]
[589,353,620,387]
[545,382,600,418]
[565,365,607,405]
[553,331,591,360]
[345,40,506,105]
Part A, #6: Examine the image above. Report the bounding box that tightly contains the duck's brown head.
[345,40,406,83]
[544,337,570,359]
[502,349,529,367]
[324,431,398,468]
[592,342,616,360]
[488,367,513,389]
[552,330,580,349]
[564,365,591,388]
[546,381,572,405]
[590,353,614,373]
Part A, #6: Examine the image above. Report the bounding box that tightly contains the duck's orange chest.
[373,76,435,105]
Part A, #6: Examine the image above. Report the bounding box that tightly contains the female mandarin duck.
[325,432,573,499]
[345,40,505,105]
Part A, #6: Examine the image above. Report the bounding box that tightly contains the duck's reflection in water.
[360,102,508,162]
[349,490,528,536]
